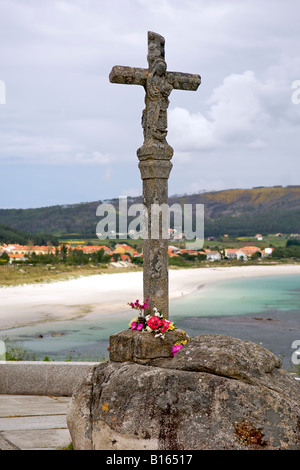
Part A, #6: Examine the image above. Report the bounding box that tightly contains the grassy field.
[0,263,142,287]
[61,234,287,251]
[1,257,299,288]
[204,235,287,251]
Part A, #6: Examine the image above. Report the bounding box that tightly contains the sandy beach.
[1,264,300,331]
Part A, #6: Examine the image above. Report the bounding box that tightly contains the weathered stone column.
[138,155,173,318]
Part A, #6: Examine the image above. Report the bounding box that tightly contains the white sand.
[0,264,300,330]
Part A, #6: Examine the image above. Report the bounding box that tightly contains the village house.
[119,254,131,262]
[261,247,274,257]
[204,250,222,261]
[2,244,28,254]
[235,250,250,260]
[8,253,26,264]
[2,244,56,255]
[75,245,113,255]
[225,246,274,260]
[168,248,179,258]
[224,248,239,259]
[224,247,260,260]
[239,246,262,258]
[224,248,250,260]
[1,243,114,258]
[168,245,181,254]
[113,244,138,257]
[179,248,199,257]
[32,246,56,255]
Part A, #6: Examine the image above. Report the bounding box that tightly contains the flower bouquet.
[129,299,175,338]
[145,307,176,339]
[128,299,190,356]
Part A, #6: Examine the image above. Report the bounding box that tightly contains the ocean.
[1,274,300,369]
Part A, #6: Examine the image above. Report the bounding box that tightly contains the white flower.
[146,326,152,333]
[155,333,165,339]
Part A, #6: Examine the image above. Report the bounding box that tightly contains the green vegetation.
[0,336,108,362]
[25,246,112,266]
[1,337,38,361]
[0,223,59,246]
[58,442,73,450]
[0,186,299,239]
[272,239,300,259]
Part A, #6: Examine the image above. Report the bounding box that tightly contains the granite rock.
[67,334,300,450]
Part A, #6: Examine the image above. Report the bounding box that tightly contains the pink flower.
[140,299,149,310]
[129,299,149,310]
[136,323,144,331]
[130,322,137,330]
[160,319,171,333]
[146,316,163,330]
[172,344,183,356]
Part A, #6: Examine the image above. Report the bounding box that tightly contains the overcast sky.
[0,0,300,209]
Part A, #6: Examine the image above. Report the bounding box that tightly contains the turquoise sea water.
[170,274,300,319]
[1,274,300,366]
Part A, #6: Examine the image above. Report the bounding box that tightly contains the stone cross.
[109,31,201,319]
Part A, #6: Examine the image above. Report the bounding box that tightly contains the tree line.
[271,239,300,259]
[0,223,59,246]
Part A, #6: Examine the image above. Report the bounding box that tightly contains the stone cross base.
[109,329,189,365]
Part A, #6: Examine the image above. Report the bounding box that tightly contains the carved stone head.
[147,31,165,71]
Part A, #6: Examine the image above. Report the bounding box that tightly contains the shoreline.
[169,263,300,299]
[0,264,300,331]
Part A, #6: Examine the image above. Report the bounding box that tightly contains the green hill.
[0,186,299,239]
[0,223,59,246]
[183,185,300,237]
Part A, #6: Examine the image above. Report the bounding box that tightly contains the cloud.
[120,187,141,198]
[0,131,113,166]
[73,151,112,166]
[169,61,300,156]
[1,0,300,207]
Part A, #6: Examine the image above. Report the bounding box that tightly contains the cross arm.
[167,71,201,91]
[109,66,148,86]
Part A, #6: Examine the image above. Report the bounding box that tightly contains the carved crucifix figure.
[109,31,201,318]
